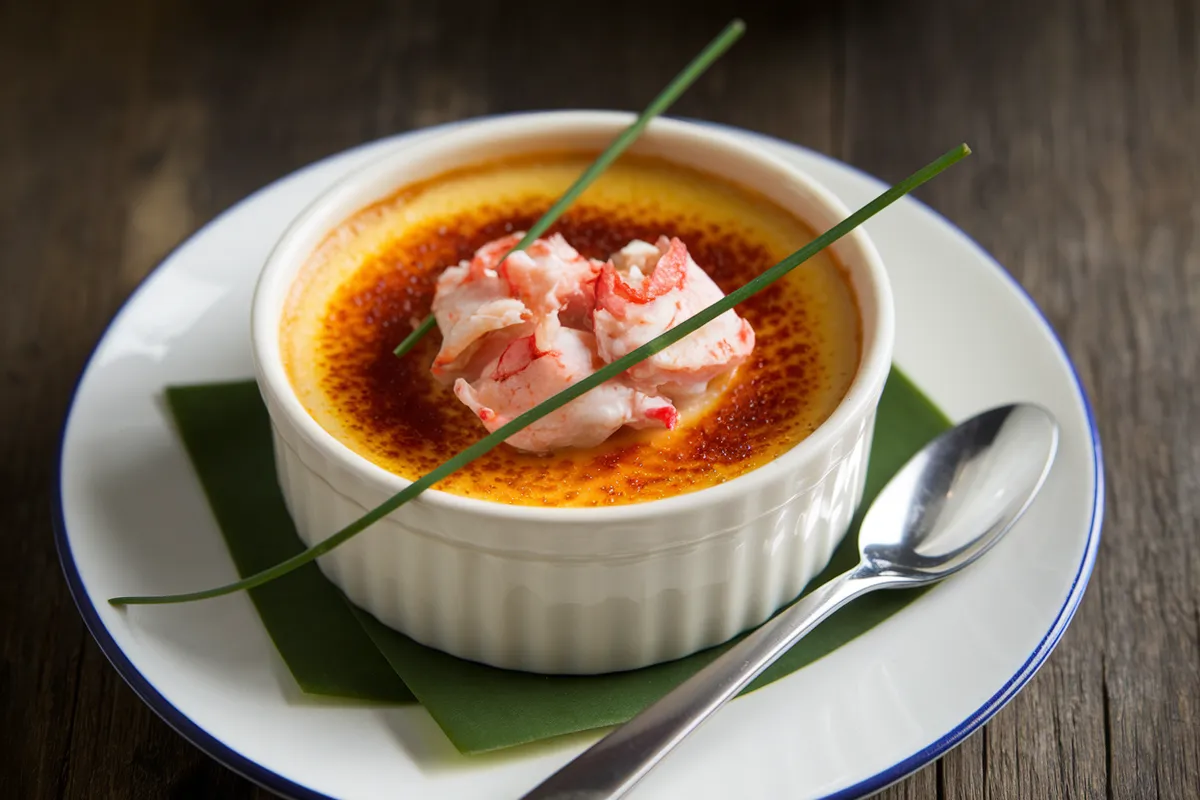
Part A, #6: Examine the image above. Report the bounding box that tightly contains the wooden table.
[3,1,1196,797]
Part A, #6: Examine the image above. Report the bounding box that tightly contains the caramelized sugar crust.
[284,154,861,507]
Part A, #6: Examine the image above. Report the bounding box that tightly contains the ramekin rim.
[250,110,895,523]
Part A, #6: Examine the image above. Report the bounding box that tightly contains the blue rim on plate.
[52,117,1104,800]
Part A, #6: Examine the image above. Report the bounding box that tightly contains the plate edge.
[51,113,1106,800]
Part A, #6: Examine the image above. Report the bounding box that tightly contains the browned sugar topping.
[312,198,849,507]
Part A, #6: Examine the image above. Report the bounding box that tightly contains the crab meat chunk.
[430,233,602,381]
[430,234,529,382]
[453,326,677,454]
[593,236,755,399]
[501,233,603,338]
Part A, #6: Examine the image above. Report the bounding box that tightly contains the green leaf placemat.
[166,382,414,703]
[164,367,947,753]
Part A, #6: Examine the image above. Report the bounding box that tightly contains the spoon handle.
[521,565,889,800]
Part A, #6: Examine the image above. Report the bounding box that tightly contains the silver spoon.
[522,402,1059,800]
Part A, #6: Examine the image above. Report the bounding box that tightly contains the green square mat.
[164,367,947,754]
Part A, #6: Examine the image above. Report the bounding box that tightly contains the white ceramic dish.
[252,112,894,674]
[55,119,1102,799]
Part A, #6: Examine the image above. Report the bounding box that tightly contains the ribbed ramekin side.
[269,414,872,674]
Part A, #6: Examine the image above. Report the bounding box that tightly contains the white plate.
[55,118,1103,800]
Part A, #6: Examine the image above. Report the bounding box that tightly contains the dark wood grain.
[1,0,1196,797]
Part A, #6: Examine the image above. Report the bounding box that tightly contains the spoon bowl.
[863,403,1059,583]
[522,402,1059,800]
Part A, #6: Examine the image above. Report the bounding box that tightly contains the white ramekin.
[251,112,894,674]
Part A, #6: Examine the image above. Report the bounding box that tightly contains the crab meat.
[430,234,529,382]
[593,237,755,399]
[430,233,602,381]
[453,327,678,453]
[500,233,603,337]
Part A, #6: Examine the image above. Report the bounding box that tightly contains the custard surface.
[282,154,861,507]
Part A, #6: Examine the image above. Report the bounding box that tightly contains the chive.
[391,314,436,359]
[392,18,747,358]
[109,144,970,607]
